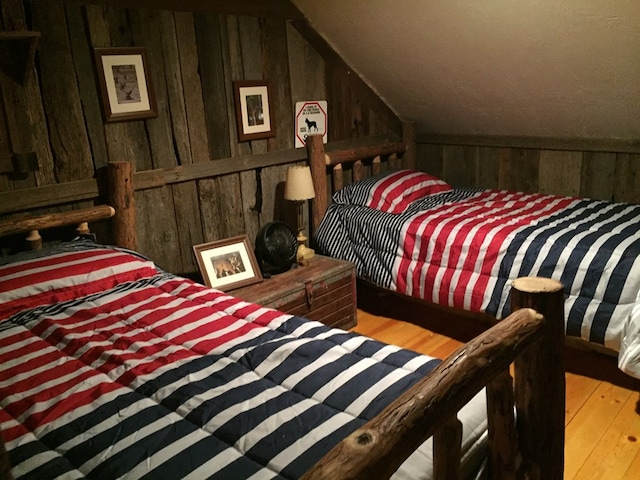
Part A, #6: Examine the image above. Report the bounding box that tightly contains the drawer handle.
[304,280,314,308]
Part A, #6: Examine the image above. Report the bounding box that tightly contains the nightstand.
[231,255,357,330]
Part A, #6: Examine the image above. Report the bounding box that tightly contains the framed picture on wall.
[193,235,263,291]
[233,80,275,142]
[94,47,158,123]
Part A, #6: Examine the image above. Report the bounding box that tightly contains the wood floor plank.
[353,307,640,480]
[564,382,632,479]
[572,392,640,479]
[426,337,465,360]
[565,373,600,426]
[621,445,640,480]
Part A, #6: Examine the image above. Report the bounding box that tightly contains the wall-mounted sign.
[295,101,327,148]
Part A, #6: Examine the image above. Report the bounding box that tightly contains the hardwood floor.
[352,307,640,479]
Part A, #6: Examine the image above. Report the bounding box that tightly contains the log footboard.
[303,277,565,480]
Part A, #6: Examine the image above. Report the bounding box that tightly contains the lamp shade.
[284,165,315,201]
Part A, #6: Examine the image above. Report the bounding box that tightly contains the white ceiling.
[291,0,640,139]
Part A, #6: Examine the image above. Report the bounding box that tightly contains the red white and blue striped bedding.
[315,170,640,378]
[0,240,488,479]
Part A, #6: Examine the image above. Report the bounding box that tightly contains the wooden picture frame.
[94,47,157,123]
[193,235,263,291]
[233,80,275,142]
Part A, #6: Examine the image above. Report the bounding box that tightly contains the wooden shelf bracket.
[0,31,41,84]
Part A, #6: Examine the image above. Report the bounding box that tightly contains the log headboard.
[306,122,415,234]
[0,205,115,250]
[0,161,135,252]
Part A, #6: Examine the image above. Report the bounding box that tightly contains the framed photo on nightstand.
[193,235,263,291]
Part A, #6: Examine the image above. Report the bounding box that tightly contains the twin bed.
[0,156,567,478]
[306,134,640,380]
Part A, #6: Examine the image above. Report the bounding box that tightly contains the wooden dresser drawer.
[231,255,357,330]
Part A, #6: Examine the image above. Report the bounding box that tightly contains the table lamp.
[284,165,316,265]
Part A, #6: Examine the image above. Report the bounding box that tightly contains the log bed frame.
[0,156,565,480]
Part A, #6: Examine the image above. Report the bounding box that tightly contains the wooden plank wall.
[0,0,401,274]
[417,137,640,204]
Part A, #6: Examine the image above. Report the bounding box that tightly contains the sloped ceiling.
[291,0,640,140]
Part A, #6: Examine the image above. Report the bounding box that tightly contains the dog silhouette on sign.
[305,117,319,132]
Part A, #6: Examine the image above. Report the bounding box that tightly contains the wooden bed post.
[307,134,328,234]
[402,121,416,170]
[107,161,137,251]
[510,277,565,480]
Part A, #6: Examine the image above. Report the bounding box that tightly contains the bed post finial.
[107,161,137,251]
[26,229,42,250]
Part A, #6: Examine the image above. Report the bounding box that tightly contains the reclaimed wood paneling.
[65,3,109,171]
[174,11,210,163]
[326,67,352,140]
[227,15,261,240]
[31,0,94,182]
[0,94,11,185]
[171,181,203,273]
[262,17,293,152]
[613,154,640,204]
[538,150,582,197]
[418,138,640,205]
[198,174,245,241]
[225,15,251,158]
[194,13,230,161]
[286,21,325,240]
[443,145,478,189]
[477,147,502,190]
[503,148,539,194]
[159,11,193,166]
[420,134,640,155]
[290,18,401,139]
[218,19,258,247]
[131,8,177,169]
[581,152,616,201]
[0,75,34,190]
[240,169,261,245]
[238,15,268,156]
[416,143,444,180]
[260,18,294,240]
[135,185,181,271]
[287,22,325,107]
[258,164,288,231]
[0,147,307,215]
[1,0,26,30]
[66,0,305,19]
[1,0,55,188]
[173,10,212,266]
[238,16,263,82]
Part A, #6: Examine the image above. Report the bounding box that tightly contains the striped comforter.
[316,185,640,378]
[0,241,490,479]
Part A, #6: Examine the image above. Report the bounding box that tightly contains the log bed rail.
[0,162,131,252]
[307,133,410,233]
[304,277,565,480]
[0,204,114,250]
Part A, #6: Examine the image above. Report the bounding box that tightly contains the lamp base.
[296,231,315,266]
